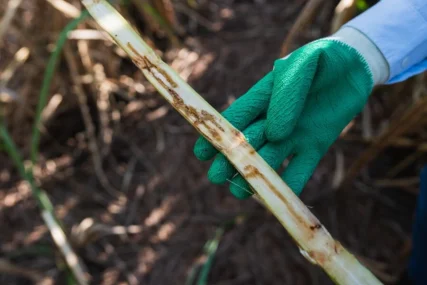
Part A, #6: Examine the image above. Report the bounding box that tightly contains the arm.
[342,0,427,84]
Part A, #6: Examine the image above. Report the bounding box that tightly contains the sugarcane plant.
[0,12,92,285]
[81,1,383,284]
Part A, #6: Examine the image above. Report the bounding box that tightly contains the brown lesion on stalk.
[334,242,342,254]
[243,165,327,236]
[127,42,225,145]
[244,165,308,226]
[243,164,344,266]
[127,43,177,88]
[220,128,249,155]
[200,110,224,132]
[310,224,322,230]
[308,241,344,266]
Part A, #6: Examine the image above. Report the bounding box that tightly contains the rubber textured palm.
[194,39,373,198]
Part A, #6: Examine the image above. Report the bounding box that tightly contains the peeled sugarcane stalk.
[81,1,382,284]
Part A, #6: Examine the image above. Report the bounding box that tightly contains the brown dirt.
[0,0,419,284]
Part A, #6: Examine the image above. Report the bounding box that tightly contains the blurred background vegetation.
[0,0,425,284]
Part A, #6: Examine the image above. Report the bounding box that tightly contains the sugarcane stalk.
[80,1,382,284]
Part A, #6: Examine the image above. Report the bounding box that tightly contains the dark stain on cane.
[333,242,343,255]
[127,43,177,88]
[244,165,323,239]
[308,241,344,266]
[308,251,327,266]
[244,165,304,225]
[200,110,224,132]
[232,128,241,138]
[210,129,221,141]
[310,224,322,231]
[127,42,224,145]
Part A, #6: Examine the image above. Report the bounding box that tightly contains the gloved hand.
[194,37,375,199]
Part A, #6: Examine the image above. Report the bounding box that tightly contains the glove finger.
[207,119,267,184]
[265,54,318,142]
[229,139,295,199]
[281,150,321,196]
[193,137,218,161]
[193,72,273,161]
[228,175,254,200]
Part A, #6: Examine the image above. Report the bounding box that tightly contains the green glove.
[194,39,373,199]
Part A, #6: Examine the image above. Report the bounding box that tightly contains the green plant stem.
[1,124,54,211]
[30,10,89,164]
[1,124,87,284]
[186,217,239,285]
[2,11,92,283]
[197,227,225,285]
[185,265,199,285]
[1,124,26,178]
[0,124,54,237]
